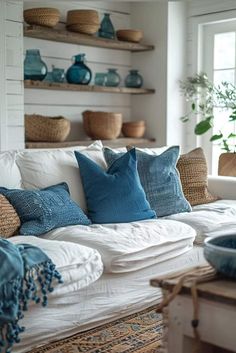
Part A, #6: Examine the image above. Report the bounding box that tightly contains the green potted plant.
[180,72,236,176]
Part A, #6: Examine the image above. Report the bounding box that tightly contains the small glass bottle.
[66,54,92,85]
[24,49,47,81]
[94,73,107,86]
[105,68,121,87]
[98,13,115,39]
[125,70,143,88]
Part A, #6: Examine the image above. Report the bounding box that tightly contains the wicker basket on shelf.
[24,8,61,28]
[82,111,122,140]
[25,114,71,142]
[122,120,146,138]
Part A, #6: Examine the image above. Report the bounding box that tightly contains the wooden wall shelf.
[24,80,155,95]
[26,138,157,149]
[24,26,155,52]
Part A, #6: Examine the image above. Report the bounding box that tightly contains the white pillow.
[16,141,106,211]
[104,145,171,155]
[0,151,22,188]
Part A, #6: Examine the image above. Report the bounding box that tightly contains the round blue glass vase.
[66,54,92,85]
[24,49,47,81]
[105,68,121,87]
[125,70,143,88]
[94,73,107,86]
[98,13,115,39]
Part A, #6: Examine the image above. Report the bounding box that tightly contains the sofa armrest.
[208,175,236,200]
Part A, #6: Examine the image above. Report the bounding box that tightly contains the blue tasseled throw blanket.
[0,238,63,353]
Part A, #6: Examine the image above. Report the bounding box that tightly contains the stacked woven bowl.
[66,10,100,35]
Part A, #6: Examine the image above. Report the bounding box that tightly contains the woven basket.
[116,29,143,43]
[0,195,20,238]
[83,111,122,140]
[122,121,146,138]
[25,114,71,142]
[67,23,99,35]
[24,8,60,28]
[67,10,99,26]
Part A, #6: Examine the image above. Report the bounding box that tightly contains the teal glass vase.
[66,54,92,85]
[105,68,121,87]
[94,73,107,86]
[125,70,143,88]
[24,49,47,81]
[98,13,115,39]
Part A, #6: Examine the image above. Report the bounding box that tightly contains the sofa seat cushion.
[42,219,196,273]
[166,200,236,243]
[9,236,103,295]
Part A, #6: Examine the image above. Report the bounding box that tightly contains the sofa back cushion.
[0,194,20,237]
[0,183,91,236]
[104,146,191,217]
[16,141,106,211]
[74,148,156,223]
[0,151,22,189]
[177,147,218,206]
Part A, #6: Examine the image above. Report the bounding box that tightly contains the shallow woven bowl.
[82,111,122,140]
[24,8,60,28]
[116,29,143,43]
[67,10,99,26]
[204,235,236,279]
[67,23,99,35]
[122,121,146,138]
[25,114,71,142]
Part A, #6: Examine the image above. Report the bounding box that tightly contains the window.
[202,20,236,174]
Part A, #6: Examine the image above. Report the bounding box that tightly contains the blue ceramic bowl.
[204,235,236,279]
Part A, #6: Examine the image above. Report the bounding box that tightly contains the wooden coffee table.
[151,266,236,353]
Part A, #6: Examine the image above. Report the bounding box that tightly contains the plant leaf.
[210,133,223,141]
[191,103,196,111]
[228,133,236,139]
[194,118,213,135]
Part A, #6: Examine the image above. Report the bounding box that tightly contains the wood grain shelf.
[24,80,155,95]
[26,138,157,149]
[24,25,155,52]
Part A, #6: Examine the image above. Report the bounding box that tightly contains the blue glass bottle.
[24,49,47,81]
[105,69,121,87]
[125,70,143,88]
[98,13,115,39]
[66,54,92,85]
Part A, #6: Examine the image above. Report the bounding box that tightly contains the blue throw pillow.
[0,182,91,236]
[74,149,156,224]
[104,146,191,217]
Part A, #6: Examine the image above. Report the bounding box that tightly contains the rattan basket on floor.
[25,114,71,142]
[82,111,122,140]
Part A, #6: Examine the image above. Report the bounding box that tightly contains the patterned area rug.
[30,306,164,353]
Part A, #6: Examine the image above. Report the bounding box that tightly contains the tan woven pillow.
[177,148,218,206]
[0,194,20,238]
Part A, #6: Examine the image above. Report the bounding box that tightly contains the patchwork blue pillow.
[74,149,156,224]
[104,146,191,217]
[0,182,91,236]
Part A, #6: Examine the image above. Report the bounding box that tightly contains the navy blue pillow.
[104,147,191,217]
[74,149,156,224]
[0,182,91,236]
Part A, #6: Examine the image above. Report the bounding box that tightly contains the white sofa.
[1,141,236,353]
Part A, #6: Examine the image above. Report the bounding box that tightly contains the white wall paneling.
[166,1,187,151]
[131,1,168,145]
[24,1,132,140]
[0,0,24,151]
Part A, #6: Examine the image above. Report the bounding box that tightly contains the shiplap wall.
[0,0,24,150]
[24,1,133,141]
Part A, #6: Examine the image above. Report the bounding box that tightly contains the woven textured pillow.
[0,194,20,238]
[177,148,218,206]
[0,183,91,236]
